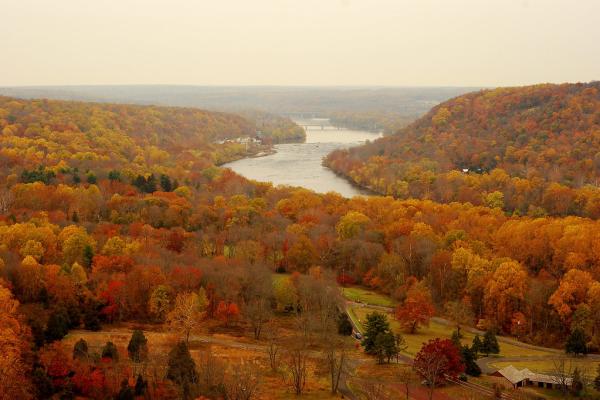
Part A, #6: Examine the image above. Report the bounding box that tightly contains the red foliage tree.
[336,272,356,286]
[216,301,240,326]
[413,338,464,398]
[166,229,186,253]
[99,280,125,322]
[169,266,202,292]
[92,255,135,275]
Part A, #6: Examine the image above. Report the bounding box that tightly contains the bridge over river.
[282,114,341,130]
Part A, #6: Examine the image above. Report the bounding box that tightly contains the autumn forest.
[1,80,600,399]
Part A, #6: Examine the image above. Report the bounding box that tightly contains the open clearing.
[341,286,397,307]
[63,325,344,400]
[349,305,555,358]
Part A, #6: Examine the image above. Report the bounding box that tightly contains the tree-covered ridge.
[234,109,306,143]
[0,96,256,177]
[327,110,415,134]
[325,82,600,217]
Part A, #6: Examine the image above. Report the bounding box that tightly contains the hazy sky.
[2,0,599,87]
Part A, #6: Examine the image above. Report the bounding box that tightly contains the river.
[222,125,382,197]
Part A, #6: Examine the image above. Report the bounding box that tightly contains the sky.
[1,0,599,87]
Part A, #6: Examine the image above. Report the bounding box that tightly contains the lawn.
[347,306,364,334]
[272,272,291,286]
[341,286,396,307]
[349,305,555,358]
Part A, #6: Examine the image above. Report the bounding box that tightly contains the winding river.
[223,125,382,197]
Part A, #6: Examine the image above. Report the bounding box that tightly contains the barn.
[492,365,572,390]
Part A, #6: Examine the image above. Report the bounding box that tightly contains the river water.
[222,126,382,197]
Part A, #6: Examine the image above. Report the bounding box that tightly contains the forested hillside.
[326,82,600,217]
[234,109,306,143]
[3,95,600,398]
[0,96,260,177]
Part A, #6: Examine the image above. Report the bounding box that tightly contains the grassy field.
[63,325,343,400]
[347,306,364,334]
[341,286,396,307]
[349,305,555,358]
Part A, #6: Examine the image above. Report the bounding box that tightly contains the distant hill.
[325,82,600,217]
[0,85,476,133]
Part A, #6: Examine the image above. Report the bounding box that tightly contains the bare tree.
[0,185,13,214]
[282,343,309,395]
[413,351,448,400]
[552,358,574,395]
[245,297,272,340]
[326,339,348,394]
[224,361,261,400]
[397,364,417,400]
[240,264,273,340]
[395,333,408,363]
[197,348,225,395]
[355,379,390,400]
[265,325,280,372]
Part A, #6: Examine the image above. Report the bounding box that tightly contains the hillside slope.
[0,96,258,179]
[325,82,600,217]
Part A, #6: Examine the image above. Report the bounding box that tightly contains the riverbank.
[222,127,381,197]
[249,148,277,158]
[321,161,380,197]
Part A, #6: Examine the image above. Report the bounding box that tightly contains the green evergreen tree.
[134,374,148,396]
[32,367,53,399]
[73,338,89,360]
[66,304,81,329]
[146,174,157,193]
[127,329,148,362]
[86,173,97,184]
[471,334,482,357]
[160,174,173,191]
[337,312,353,336]
[45,308,71,343]
[108,170,122,182]
[116,379,135,400]
[101,341,119,361]
[451,329,462,347]
[361,311,391,353]
[83,245,94,268]
[481,329,500,356]
[565,328,588,356]
[167,341,198,400]
[460,345,481,377]
[374,331,398,364]
[83,308,101,331]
